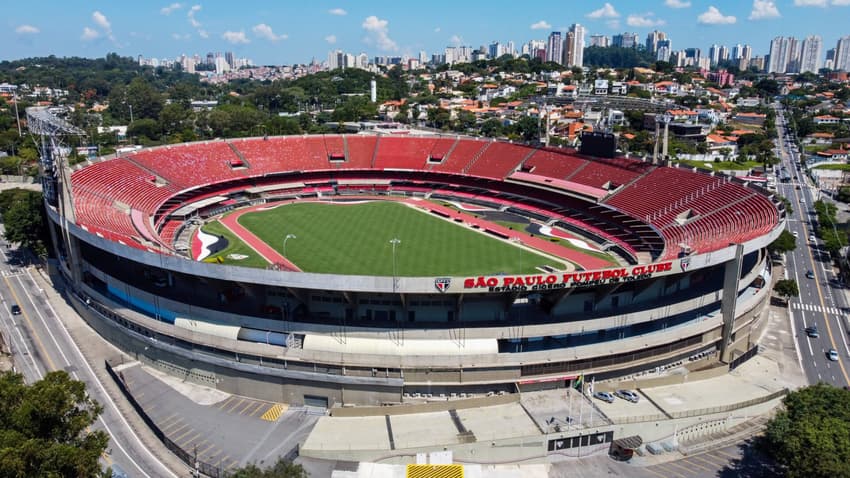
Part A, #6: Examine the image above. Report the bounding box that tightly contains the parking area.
[590,389,664,421]
[118,362,317,472]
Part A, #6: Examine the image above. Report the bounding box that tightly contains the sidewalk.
[31,268,191,476]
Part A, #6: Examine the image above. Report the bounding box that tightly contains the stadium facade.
[44,133,784,407]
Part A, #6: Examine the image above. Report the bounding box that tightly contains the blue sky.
[3,1,849,65]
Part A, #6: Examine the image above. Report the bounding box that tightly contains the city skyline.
[4,1,850,66]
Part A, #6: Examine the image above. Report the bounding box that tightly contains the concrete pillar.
[719,244,744,362]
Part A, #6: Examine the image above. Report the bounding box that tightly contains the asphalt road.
[773,102,850,389]
[0,232,179,478]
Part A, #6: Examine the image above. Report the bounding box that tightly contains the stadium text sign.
[462,261,676,292]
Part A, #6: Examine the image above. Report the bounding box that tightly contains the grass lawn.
[674,159,762,171]
[199,221,270,268]
[234,201,568,276]
[813,163,850,171]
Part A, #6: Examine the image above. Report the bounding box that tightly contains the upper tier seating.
[429,139,488,173]
[373,136,437,170]
[72,158,180,214]
[342,135,378,169]
[466,142,532,179]
[566,158,646,189]
[522,149,588,179]
[127,142,243,188]
[231,136,329,173]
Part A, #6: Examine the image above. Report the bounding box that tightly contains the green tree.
[480,118,504,138]
[0,189,49,256]
[762,383,850,478]
[773,279,799,302]
[0,370,109,477]
[229,457,307,478]
[768,230,797,254]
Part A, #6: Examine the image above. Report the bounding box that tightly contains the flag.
[573,374,584,391]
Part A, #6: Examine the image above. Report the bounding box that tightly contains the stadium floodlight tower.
[25,106,85,279]
[652,112,672,165]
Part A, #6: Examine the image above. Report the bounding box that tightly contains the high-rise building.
[224,51,235,68]
[656,39,672,62]
[718,45,730,64]
[799,35,823,73]
[834,36,850,71]
[731,44,742,61]
[546,31,563,64]
[741,44,753,61]
[612,32,639,49]
[645,30,666,55]
[564,24,585,68]
[768,37,802,73]
[590,34,610,48]
[708,44,720,67]
[506,41,516,58]
[684,48,701,66]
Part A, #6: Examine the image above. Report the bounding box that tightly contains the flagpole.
[589,377,595,428]
[578,391,584,458]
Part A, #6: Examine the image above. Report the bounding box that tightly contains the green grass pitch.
[234,201,568,276]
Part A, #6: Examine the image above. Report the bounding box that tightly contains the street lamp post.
[389,238,401,291]
[283,234,296,259]
[511,237,523,273]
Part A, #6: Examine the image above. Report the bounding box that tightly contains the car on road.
[805,326,819,338]
[809,234,816,243]
[792,231,799,238]
[828,348,839,362]
[615,390,640,403]
[10,304,21,315]
[806,270,815,279]
[593,391,615,403]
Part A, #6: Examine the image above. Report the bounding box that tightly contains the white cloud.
[793,0,827,5]
[188,4,202,28]
[171,33,190,40]
[160,3,183,15]
[626,13,665,27]
[15,24,39,34]
[434,27,441,33]
[449,35,463,46]
[749,0,781,19]
[198,29,209,38]
[253,23,287,41]
[361,15,397,51]
[587,2,619,18]
[325,34,337,44]
[697,6,737,24]
[530,20,551,30]
[606,19,620,29]
[328,8,347,15]
[222,30,249,44]
[831,0,850,5]
[92,11,111,30]
[81,27,100,41]
[665,0,691,7]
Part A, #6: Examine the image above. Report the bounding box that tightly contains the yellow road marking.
[157,413,179,428]
[248,401,267,417]
[164,421,189,435]
[172,426,197,443]
[225,398,246,414]
[678,457,713,472]
[691,453,726,467]
[238,399,256,415]
[712,449,739,460]
[644,467,678,478]
[260,403,287,421]
[177,431,203,448]
[215,397,235,410]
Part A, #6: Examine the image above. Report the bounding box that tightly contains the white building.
[799,36,823,74]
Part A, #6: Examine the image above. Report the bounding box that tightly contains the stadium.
[42,128,784,408]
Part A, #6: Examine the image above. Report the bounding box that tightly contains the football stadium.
[43,130,784,407]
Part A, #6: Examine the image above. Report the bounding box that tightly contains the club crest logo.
[681,258,691,271]
[434,277,451,293]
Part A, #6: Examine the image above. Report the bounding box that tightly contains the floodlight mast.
[25,106,86,282]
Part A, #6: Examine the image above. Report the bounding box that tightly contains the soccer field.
[234,201,568,276]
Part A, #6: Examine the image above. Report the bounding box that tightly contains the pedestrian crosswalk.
[791,302,843,315]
